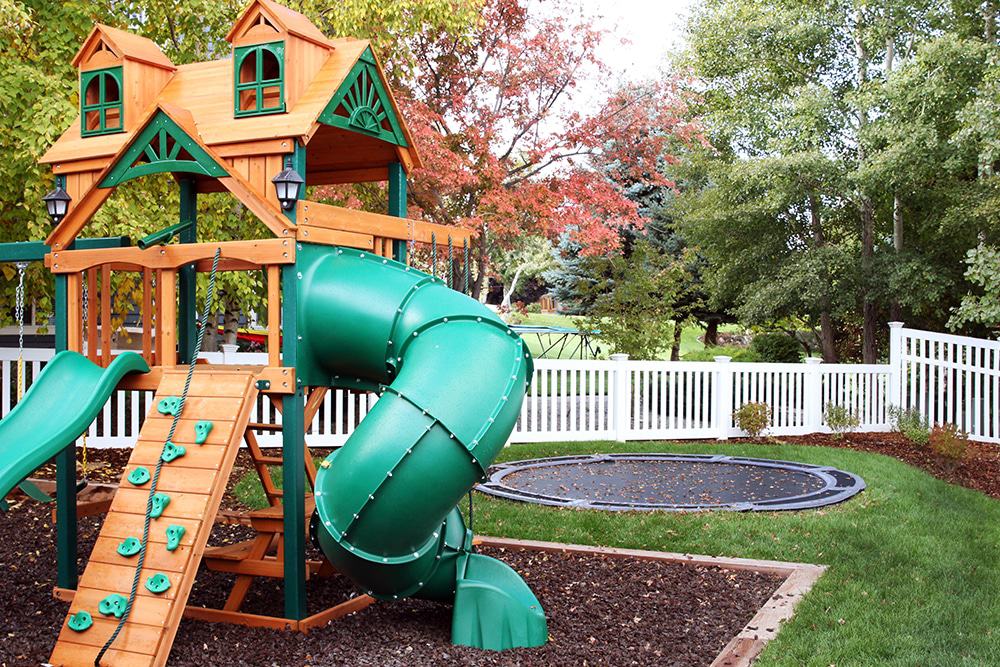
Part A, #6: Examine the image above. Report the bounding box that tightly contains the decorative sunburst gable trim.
[317,48,407,147]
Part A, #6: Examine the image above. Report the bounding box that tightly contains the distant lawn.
[515,312,744,360]
[237,439,999,664]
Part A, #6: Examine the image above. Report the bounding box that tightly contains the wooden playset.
[0,2,546,665]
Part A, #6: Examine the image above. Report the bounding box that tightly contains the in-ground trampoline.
[476,453,866,511]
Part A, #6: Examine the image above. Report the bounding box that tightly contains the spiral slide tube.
[299,245,547,651]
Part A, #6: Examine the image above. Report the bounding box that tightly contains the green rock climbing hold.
[194,420,213,445]
[127,466,151,486]
[98,593,128,618]
[150,493,170,518]
[161,441,186,462]
[67,610,93,632]
[116,536,142,557]
[145,573,171,594]
[165,525,186,552]
[157,396,182,417]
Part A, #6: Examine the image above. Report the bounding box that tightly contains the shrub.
[525,302,542,314]
[890,407,931,447]
[825,403,860,437]
[929,423,969,468]
[683,346,761,362]
[734,402,770,438]
[749,332,803,363]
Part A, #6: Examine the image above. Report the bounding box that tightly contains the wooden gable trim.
[46,103,292,249]
[73,24,175,71]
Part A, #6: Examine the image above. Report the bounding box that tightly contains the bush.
[890,407,931,447]
[525,302,542,314]
[929,424,969,467]
[683,346,761,362]
[750,332,803,363]
[825,403,860,437]
[734,402,770,438]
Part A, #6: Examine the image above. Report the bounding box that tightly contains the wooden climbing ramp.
[49,369,259,667]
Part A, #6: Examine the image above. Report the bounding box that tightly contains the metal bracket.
[256,379,271,390]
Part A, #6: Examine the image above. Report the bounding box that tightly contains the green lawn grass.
[237,440,1000,665]
[517,312,745,360]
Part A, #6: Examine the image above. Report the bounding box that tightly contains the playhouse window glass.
[81,67,124,136]
[234,42,285,116]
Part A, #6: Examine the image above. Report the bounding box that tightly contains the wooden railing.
[46,239,295,372]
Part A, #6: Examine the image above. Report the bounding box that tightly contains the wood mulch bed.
[0,502,782,667]
[775,431,1000,500]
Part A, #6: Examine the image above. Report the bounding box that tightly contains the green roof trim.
[318,48,407,147]
[100,111,228,188]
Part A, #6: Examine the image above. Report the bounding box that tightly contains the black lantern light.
[272,160,304,211]
[43,183,72,225]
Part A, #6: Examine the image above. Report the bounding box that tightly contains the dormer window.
[81,66,124,136]
[234,41,285,117]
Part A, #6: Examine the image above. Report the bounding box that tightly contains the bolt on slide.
[298,245,548,651]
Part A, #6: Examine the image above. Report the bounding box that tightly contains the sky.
[530,0,697,106]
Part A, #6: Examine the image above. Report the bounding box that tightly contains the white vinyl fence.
[0,323,994,446]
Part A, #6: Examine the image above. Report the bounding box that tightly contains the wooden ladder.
[49,369,259,667]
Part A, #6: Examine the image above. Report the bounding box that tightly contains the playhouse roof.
[72,23,176,70]
[43,37,417,165]
[226,0,331,48]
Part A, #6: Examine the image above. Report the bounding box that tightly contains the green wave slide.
[300,245,548,651]
[0,351,149,501]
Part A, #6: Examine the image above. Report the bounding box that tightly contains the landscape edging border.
[474,536,826,667]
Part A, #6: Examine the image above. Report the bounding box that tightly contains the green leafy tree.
[576,240,683,359]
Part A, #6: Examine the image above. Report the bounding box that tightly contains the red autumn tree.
[397,0,701,298]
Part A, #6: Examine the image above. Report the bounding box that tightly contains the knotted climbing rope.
[96,248,222,666]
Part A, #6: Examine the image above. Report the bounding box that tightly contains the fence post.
[805,357,823,432]
[714,356,732,440]
[888,321,904,410]
[610,353,630,442]
[221,343,239,364]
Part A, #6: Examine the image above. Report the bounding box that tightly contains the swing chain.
[79,277,90,479]
[14,262,27,400]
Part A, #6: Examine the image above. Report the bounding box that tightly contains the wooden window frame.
[80,66,125,137]
[234,41,286,118]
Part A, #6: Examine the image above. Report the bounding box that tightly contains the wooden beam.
[296,225,373,250]
[47,239,295,273]
[213,139,295,158]
[45,187,115,251]
[119,364,295,394]
[157,269,176,366]
[267,266,280,368]
[296,200,475,245]
[66,273,82,353]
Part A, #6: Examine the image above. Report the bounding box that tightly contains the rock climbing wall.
[49,369,259,667]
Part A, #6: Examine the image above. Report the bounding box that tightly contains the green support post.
[54,268,78,590]
[282,141,307,620]
[388,162,407,263]
[178,178,197,364]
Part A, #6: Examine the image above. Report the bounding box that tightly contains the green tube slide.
[299,245,547,651]
[0,351,149,501]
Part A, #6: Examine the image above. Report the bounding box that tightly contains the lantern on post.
[272,159,304,211]
[43,183,72,225]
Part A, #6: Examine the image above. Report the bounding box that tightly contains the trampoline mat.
[476,453,865,511]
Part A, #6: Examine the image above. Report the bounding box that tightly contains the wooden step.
[247,422,283,432]
[48,369,259,667]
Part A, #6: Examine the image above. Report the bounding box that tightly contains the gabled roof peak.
[226,0,331,48]
[72,23,175,71]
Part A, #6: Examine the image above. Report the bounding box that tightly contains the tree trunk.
[223,300,240,346]
[501,264,526,309]
[808,193,838,363]
[202,312,220,352]
[890,195,903,321]
[670,322,682,361]
[705,318,719,347]
[820,311,838,363]
[854,12,877,364]
[471,231,488,302]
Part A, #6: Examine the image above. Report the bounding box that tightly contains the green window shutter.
[234,41,286,117]
[318,48,407,147]
[100,111,228,187]
[81,66,125,137]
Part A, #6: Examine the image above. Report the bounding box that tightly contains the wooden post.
[282,141,307,620]
[100,267,111,366]
[54,266,78,590]
[159,269,177,365]
[67,273,82,353]
[888,321,904,411]
[268,265,280,368]
[388,162,407,263]
[178,177,198,363]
